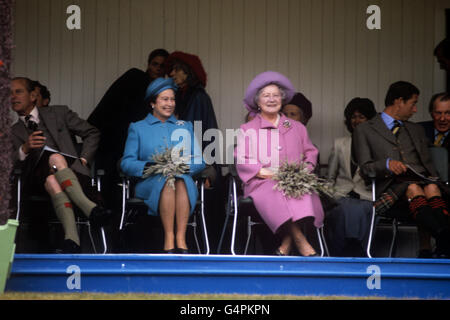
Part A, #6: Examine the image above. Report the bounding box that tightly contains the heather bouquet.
[142,146,191,190]
[272,159,334,201]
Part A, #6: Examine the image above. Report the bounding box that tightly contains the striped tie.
[391,120,401,136]
[434,132,445,147]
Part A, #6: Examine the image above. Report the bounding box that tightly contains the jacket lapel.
[13,121,29,142]
[370,114,397,145]
[38,107,59,144]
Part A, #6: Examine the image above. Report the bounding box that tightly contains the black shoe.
[417,249,433,259]
[435,229,450,257]
[177,248,189,254]
[163,248,176,254]
[89,206,112,227]
[60,239,81,254]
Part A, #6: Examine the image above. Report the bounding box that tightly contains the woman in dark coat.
[165,51,223,251]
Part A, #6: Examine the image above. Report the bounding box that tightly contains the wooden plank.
[118,0,131,74]
[37,0,51,84]
[288,0,301,91]
[12,0,28,77]
[333,0,347,138]
[48,0,63,105]
[129,0,143,67]
[81,0,97,117]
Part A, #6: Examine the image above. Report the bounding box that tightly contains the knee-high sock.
[54,168,96,217]
[428,196,450,227]
[50,192,80,245]
[410,196,446,237]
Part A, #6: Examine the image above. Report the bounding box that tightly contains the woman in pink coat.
[236,71,324,256]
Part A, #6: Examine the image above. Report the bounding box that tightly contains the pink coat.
[236,113,324,233]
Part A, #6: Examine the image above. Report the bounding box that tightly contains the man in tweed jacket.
[353,81,450,258]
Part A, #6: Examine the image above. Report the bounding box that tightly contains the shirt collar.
[434,128,449,137]
[20,106,39,124]
[381,112,403,129]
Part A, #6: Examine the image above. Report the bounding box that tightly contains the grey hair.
[254,84,287,109]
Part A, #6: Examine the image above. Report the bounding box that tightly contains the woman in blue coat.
[121,78,205,253]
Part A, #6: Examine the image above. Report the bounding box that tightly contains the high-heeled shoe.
[177,248,189,254]
[306,253,319,257]
[275,248,289,256]
[163,248,176,254]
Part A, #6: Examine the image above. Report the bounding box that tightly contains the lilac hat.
[243,71,296,113]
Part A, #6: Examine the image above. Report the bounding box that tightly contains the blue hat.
[144,77,178,102]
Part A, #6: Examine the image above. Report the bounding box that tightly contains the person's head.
[254,84,286,117]
[243,71,295,116]
[429,92,450,133]
[32,81,51,107]
[282,92,312,125]
[344,97,377,133]
[10,77,37,116]
[146,49,169,80]
[166,51,207,89]
[384,81,420,121]
[434,39,450,72]
[144,77,178,122]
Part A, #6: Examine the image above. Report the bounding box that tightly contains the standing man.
[434,39,450,92]
[11,77,110,253]
[353,81,450,258]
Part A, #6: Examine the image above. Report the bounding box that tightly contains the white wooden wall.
[11,0,450,163]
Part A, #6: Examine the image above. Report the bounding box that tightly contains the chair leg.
[366,206,377,258]
[217,179,233,254]
[367,179,377,258]
[199,180,210,255]
[16,175,22,221]
[388,219,398,257]
[188,215,201,253]
[320,227,330,256]
[230,178,239,255]
[119,177,127,231]
[243,216,253,255]
[316,227,328,257]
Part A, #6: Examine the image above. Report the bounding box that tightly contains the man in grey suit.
[353,81,450,258]
[11,77,110,253]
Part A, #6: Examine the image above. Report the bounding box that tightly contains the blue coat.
[121,114,205,216]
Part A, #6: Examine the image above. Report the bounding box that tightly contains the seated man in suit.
[416,93,450,257]
[353,81,450,258]
[419,92,450,149]
[11,77,111,253]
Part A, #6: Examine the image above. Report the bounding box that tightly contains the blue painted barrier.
[6,254,450,298]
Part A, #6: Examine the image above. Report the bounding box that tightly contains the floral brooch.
[282,120,291,128]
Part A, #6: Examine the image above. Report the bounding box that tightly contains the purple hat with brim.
[243,71,296,113]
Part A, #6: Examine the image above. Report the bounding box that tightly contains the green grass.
[0,292,384,300]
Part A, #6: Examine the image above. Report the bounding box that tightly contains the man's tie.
[25,115,38,132]
[391,120,401,137]
[434,132,445,147]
